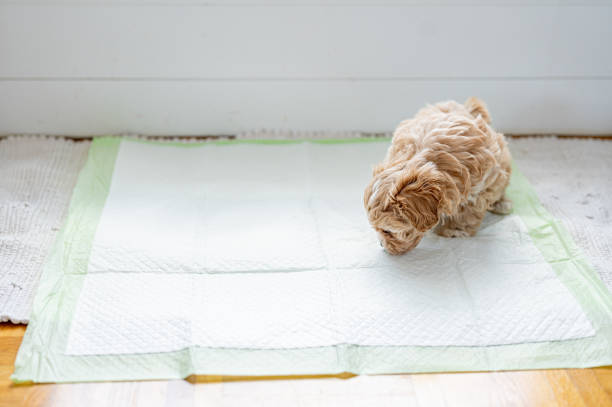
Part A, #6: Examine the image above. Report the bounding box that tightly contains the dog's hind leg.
[435,202,487,238]
[489,194,513,215]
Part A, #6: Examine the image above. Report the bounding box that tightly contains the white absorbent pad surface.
[0,137,90,323]
[3,136,612,326]
[12,138,612,382]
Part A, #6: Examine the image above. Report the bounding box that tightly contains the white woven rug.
[0,137,90,323]
[0,135,610,324]
[509,138,612,290]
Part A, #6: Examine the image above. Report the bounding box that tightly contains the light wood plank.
[0,385,53,407]
[411,374,447,406]
[545,370,589,407]
[0,325,24,338]
[194,374,419,407]
[594,368,612,400]
[492,371,559,406]
[566,369,612,406]
[0,336,22,366]
[430,373,491,406]
[1,5,611,78]
[2,79,612,135]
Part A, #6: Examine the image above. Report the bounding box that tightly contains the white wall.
[1,1,611,135]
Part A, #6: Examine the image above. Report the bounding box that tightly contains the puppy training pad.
[13,138,612,382]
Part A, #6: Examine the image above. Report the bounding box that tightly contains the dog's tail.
[464,97,491,124]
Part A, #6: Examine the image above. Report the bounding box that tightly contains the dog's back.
[384,98,511,203]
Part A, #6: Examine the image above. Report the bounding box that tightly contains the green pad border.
[12,137,612,383]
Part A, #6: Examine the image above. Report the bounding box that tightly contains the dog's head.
[364,162,447,254]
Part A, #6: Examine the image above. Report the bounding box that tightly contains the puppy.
[364,98,512,254]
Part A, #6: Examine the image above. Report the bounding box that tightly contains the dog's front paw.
[438,228,471,238]
[491,199,513,215]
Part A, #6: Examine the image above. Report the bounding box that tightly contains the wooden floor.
[1,324,611,406]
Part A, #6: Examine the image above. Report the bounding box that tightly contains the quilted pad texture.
[12,138,612,382]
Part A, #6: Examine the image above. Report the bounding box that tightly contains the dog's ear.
[464,97,491,124]
[391,169,442,232]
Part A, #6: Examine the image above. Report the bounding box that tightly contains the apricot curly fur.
[364,98,512,254]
